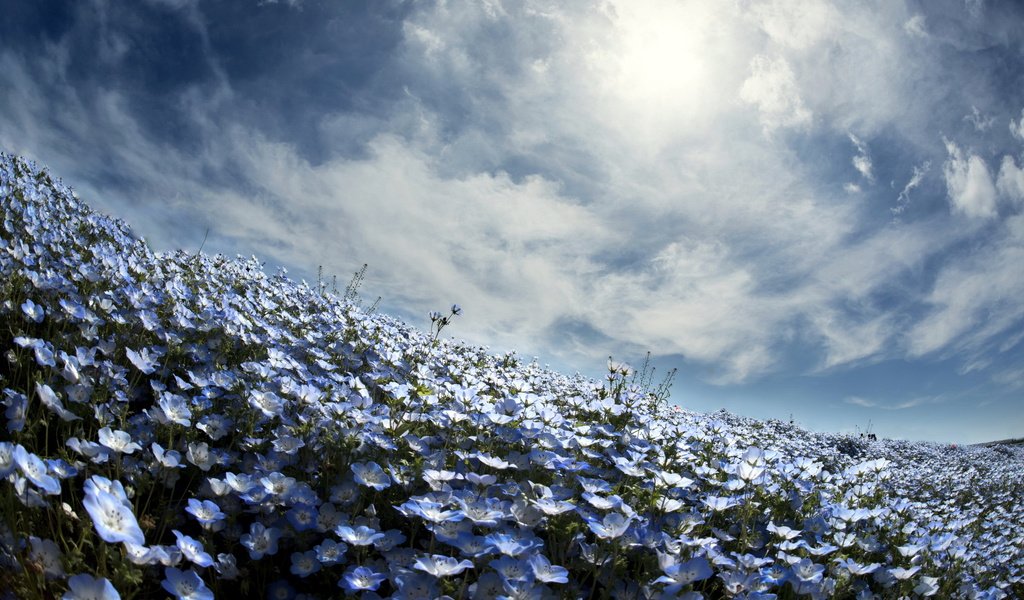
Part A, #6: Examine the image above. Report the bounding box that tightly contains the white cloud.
[903,14,928,38]
[739,54,812,133]
[844,396,876,408]
[964,105,995,132]
[848,133,874,182]
[893,161,930,216]
[1011,108,1024,141]
[748,0,835,50]
[942,140,998,219]
[996,155,1024,205]
[843,395,941,411]
[908,213,1024,358]
[811,310,890,369]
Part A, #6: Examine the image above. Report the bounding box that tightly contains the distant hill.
[978,437,1024,447]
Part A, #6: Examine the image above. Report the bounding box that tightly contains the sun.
[588,1,739,140]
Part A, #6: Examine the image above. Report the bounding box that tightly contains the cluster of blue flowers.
[0,152,1021,599]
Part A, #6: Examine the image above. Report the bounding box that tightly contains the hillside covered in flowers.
[1,152,1022,599]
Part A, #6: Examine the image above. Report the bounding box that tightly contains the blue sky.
[2,0,1023,444]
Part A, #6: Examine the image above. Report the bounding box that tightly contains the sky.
[2,0,1024,444]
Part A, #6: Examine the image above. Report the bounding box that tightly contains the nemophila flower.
[451,532,495,558]
[654,556,713,593]
[285,503,318,532]
[456,496,507,526]
[290,550,321,577]
[186,442,215,471]
[240,522,281,559]
[250,390,284,418]
[82,475,145,546]
[97,427,142,454]
[158,393,192,427]
[375,529,407,552]
[791,558,825,583]
[703,495,741,512]
[261,471,297,498]
[834,557,880,576]
[161,567,213,600]
[335,524,385,546]
[474,452,513,470]
[21,298,45,322]
[28,536,65,579]
[528,553,569,584]
[272,434,305,455]
[63,573,120,600]
[352,460,391,490]
[126,347,159,374]
[213,553,239,580]
[532,497,576,516]
[485,530,541,557]
[205,478,231,497]
[466,471,498,486]
[36,382,80,421]
[914,576,940,597]
[3,390,27,432]
[173,530,214,568]
[185,495,225,528]
[587,512,633,539]
[152,443,185,469]
[0,442,15,477]
[196,413,231,441]
[223,472,255,494]
[339,565,387,592]
[396,498,465,524]
[393,571,440,599]
[413,554,474,577]
[314,538,347,565]
[316,502,343,532]
[14,445,61,495]
[582,491,624,511]
[15,336,57,367]
[123,543,157,566]
[888,565,921,580]
[490,556,531,582]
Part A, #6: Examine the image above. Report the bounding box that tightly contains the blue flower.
[413,554,475,577]
[152,443,185,469]
[339,565,387,592]
[29,536,65,579]
[240,522,281,560]
[653,556,713,594]
[13,445,61,495]
[36,382,80,421]
[290,550,322,577]
[335,524,385,546]
[97,427,143,455]
[158,393,192,427]
[82,476,145,546]
[63,574,120,600]
[352,461,391,490]
[173,530,214,568]
[21,298,45,322]
[586,512,633,539]
[528,553,569,584]
[0,442,15,477]
[161,567,213,600]
[285,503,318,532]
[125,347,160,375]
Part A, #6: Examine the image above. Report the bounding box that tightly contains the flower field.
[1,152,1022,599]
